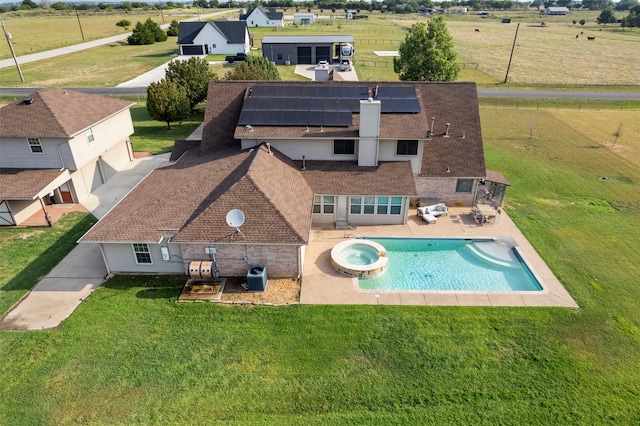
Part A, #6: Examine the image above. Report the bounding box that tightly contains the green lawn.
[1,107,639,423]
[0,213,96,316]
[129,101,205,154]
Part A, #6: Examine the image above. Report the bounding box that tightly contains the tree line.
[4,0,636,14]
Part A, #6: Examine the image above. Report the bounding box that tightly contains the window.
[350,196,403,215]
[334,139,355,155]
[277,53,283,60]
[350,196,361,214]
[456,179,474,193]
[363,196,375,214]
[132,243,152,264]
[377,197,388,214]
[85,128,95,143]
[390,197,402,215]
[396,140,418,156]
[313,195,335,214]
[27,137,43,154]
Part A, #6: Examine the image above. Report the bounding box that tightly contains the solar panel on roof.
[239,85,371,127]
[376,86,421,113]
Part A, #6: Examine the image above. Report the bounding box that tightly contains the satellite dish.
[226,209,245,228]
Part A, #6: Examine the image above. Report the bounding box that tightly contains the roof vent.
[23,97,34,105]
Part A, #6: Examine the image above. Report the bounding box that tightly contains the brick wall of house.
[181,243,301,278]
[415,177,477,206]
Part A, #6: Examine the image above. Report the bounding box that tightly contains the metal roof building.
[261,35,355,65]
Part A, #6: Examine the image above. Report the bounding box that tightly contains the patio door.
[336,196,348,223]
[59,182,73,203]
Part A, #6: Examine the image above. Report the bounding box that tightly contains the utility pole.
[75,9,85,41]
[1,22,24,82]
[504,22,520,84]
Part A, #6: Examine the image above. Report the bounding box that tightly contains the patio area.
[300,207,578,308]
[19,203,88,227]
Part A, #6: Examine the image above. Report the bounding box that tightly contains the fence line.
[479,98,638,111]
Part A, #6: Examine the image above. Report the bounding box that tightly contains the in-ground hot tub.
[330,239,389,278]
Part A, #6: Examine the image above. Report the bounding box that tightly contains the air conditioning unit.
[246,266,268,291]
[285,60,291,66]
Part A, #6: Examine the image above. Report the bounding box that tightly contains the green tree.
[166,20,179,36]
[224,56,281,81]
[127,21,155,45]
[146,79,191,130]
[116,19,131,31]
[165,57,216,111]
[393,17,460,82]
[144,18,167,42]
[621,5,640,27]
[597,7,617,25]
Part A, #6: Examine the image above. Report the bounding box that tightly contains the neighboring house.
[241,6,284,27]
[177,20,250,55]
[79,81,508,278]
[293,13,315,26]
[543,7,569,15]
[0,89,134,226]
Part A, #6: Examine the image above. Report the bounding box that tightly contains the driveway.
[0,154,169,330]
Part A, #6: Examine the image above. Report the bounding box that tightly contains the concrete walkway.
[0,154,169,330]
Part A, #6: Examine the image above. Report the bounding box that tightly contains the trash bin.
[246,266,268,291]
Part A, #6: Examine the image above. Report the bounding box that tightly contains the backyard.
[1,7,639,424]
[1,105,638,423]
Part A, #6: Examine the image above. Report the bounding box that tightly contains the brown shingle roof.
[80,144,313,244]
[0,88,133,138]
[486,169,511,186]
[0,168,66,199]
[203,80,485,178]
[300,160,417,196]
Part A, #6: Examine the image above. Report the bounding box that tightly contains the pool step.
[465,242,520,268]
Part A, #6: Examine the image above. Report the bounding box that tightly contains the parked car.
[317,59,329,67]
[225,52,248,63]
[339,59,352,71]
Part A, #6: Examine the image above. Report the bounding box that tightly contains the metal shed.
[261,35,354,65]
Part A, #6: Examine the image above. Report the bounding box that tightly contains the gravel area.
[220,277,300,305]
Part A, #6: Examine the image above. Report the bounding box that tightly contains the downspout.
[99,244,112,277]
[56,143,67,170]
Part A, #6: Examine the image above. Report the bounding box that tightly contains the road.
[2,87,639,101]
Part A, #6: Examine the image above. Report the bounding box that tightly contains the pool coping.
[299,207,579,308]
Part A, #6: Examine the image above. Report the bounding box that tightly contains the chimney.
[358,97,381,167]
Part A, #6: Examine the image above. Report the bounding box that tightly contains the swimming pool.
[358,238,543,292]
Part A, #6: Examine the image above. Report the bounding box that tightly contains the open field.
[1,106,639,423]
[2,10,639,88]
[0,8,201,58]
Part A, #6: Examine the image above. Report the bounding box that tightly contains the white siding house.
[242,6,284,27]
[177,20,250,55]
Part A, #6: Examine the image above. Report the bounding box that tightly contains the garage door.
[182,45,204,55]
[316,46,331,64]
[297,46,312,64]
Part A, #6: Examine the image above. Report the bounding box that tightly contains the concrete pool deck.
[299,207,578,308]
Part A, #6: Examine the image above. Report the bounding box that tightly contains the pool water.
[340,243,380,265]
[358,238,543,292]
